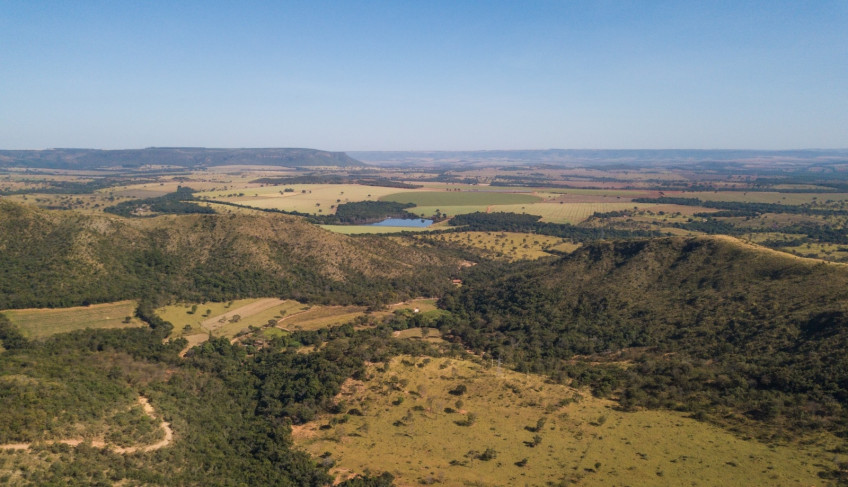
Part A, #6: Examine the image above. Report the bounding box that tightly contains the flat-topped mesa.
[0,147,365,170]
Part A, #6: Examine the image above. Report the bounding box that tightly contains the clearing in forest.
[424,231,579,260]
[2,301,145,339]
[382,190,540,207]
[159,298,306,346]
[293,355,840,487]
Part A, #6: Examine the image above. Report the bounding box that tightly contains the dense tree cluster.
[447,211,656,241]
[103,187,215,217]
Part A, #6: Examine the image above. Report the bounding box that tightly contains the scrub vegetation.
[3,156,848,485]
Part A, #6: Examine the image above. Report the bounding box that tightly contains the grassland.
[293,356,839,487]
[424,231,580,260]
[159,298,309,342]
[1,301,145,339]
[195,184,405,215]
[382,190,540,207]
[679,191,848,205]
[160,298,441,351]
[278,305,367,331]
[279,299,441,331]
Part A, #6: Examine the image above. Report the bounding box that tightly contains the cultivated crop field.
[294,356,837,487]
[2,301,145,339]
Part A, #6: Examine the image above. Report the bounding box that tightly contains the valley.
[1,151,848,485]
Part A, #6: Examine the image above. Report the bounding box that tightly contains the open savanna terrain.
[195,183,405,215]
[4,153,848,485]
[423,231,579,260]
[294,355,837,487]
[158,298,307,338]
[1,301,145,339]
[278,298,442,332]
[159,297,442,351]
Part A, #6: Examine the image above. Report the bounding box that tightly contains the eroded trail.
[0,395,173,454]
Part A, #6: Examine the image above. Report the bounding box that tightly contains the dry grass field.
[196,184,406,215]
[2,301,145,339]
[424,231,579,260]
[382,190,540,207]
[293,355,839,487]
[160,298,440,352]
[158,298,308,344]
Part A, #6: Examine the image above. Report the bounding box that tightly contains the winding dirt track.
[0,396,173,454]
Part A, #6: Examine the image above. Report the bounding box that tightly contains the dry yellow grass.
[425,231,578,260]
[196,184,408,215]
[294,356,840,487]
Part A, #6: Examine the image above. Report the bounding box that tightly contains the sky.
[1,1,846,151]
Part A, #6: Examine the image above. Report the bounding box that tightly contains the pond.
[370,218,433,227]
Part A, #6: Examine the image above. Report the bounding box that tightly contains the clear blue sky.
[1,1,846,150]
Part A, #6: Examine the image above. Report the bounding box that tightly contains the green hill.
[442,236,848,436]
[0,201,456,309]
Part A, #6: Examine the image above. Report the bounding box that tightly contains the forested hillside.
[440,236,848,436]
[0,201,457,309]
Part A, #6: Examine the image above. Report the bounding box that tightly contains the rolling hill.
[442,235,848,436]
[0,200,456,310]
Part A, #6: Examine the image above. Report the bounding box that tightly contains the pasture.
[2,301,145,339]
[159,298,308,340]
[381,190,540,207]
[196,184,405,215]
[675,191,848,205]
[424,231,578,260]
[279,299,440,332]
[294,356,839,487]
[319,224,437,235]
[496,202,643,224]
[161,298,440,352]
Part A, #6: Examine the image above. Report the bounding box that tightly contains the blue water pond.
[371,218,433,227]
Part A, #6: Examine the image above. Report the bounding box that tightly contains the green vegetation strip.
[2,301,144,339]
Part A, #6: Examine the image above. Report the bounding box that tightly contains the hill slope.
[0,201,455,309]
[443,236,848,434]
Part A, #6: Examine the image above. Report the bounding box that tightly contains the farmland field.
[2,301,145,339]
[196,184,407,215]
[674,191,848,205]
[159,298,309,340]
[381,190,540,206]
[497,202,645,223]
[424,231,579,260]
[161,298,440,351]
[279,299,441,332]
[294,355,837,487]
[319,224,439,235]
